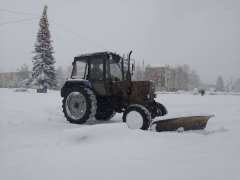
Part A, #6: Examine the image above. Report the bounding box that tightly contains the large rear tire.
[62,87,97,124]
[123,104,151,130]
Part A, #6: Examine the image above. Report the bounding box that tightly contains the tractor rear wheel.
[62,87,97,124]
[123,104,151,130]
[95,107,116,121]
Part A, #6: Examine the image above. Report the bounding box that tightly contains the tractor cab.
[71,52,124,96]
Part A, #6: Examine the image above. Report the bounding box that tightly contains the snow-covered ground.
[0,88,240,180]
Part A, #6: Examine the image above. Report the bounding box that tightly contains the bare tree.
[188,70,201,90]
[133,62,144,81]
[233,79,240,92]
[175,65,189,91]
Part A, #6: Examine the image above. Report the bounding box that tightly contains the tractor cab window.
[72,61,87,79]
[89,58,104,80]
[107,59,123,81]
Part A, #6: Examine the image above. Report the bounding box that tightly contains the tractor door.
[105,57,125,97]
[88,58,111,96]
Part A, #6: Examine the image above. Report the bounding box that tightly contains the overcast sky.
[0,0,240,84]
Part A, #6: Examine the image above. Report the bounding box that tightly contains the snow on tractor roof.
[74,51,121,61]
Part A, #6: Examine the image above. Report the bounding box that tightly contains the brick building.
[144,63,176,91]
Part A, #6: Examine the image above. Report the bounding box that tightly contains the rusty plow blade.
[149,115,214,132]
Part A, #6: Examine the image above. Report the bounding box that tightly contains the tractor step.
[149,115,214,132]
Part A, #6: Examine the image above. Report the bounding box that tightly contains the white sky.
[0,0,240,84]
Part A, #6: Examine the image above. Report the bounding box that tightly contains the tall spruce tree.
[30,5,57,88]
[216,76,224,91]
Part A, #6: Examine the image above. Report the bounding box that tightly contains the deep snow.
[0,88,240,180]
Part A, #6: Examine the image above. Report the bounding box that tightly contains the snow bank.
[63,123,131,144]
[156,90,240,96]
[0,88,240,180]
[14,88,29,92]
[209,91,240,96]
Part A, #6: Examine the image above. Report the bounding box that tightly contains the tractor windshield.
[71,61,87,79]
[107,59,123,81]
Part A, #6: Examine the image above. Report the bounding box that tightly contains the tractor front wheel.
[123,104,151,130]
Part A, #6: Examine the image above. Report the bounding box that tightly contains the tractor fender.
[61,79,92,97]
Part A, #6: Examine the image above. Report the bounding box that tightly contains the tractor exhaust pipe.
[126,51,133,95]
[126,51,132,82]
[128,50,132,60]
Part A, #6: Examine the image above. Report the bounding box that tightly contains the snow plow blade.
[149,115,214,132]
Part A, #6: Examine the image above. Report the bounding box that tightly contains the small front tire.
[123,104,151,130]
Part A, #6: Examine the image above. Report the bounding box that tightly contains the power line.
[0,17,39,26]
[0,8,39,16]
[0,8,108,51]
[49,18,108,51]
[51,27,74,57]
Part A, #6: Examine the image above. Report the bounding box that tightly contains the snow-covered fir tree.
[30,5,57,88]
[216,76,224,91]
[233,79,240,92]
